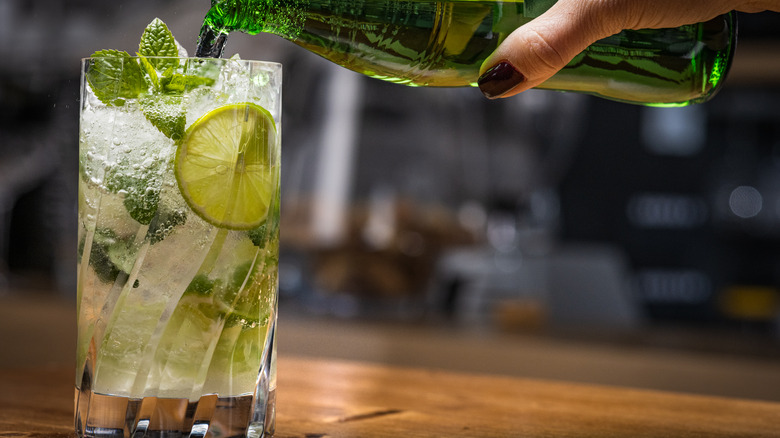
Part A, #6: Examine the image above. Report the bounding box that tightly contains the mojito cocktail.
[76,20,280,438]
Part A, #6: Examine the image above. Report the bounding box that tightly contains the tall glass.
[76,57,281,437]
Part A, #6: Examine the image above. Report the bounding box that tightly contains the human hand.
[477,0,780,99]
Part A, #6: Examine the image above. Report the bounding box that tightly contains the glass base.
[74,389,275,438]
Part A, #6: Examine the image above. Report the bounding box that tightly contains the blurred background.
[2,0,780,402]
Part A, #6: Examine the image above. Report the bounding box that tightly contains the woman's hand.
[477,0,780,99]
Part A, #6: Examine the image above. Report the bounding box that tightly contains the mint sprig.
[85,18,216,141]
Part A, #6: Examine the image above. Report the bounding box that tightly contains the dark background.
[2,1,780,361]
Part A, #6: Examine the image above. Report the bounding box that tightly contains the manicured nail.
[478,61,525,98]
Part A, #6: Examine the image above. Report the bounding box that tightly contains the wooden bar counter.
[2,294,780,437]
[1,355,779,437]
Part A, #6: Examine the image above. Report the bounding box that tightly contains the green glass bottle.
[197,0,736,106]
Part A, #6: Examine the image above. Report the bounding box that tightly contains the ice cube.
[175,38,188,58]
[80,97,175,198]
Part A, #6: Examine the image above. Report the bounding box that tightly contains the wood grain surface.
[1,357,779,437]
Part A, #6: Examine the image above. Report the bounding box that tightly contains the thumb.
[478,0,617,99]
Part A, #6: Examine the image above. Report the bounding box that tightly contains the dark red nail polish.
[478,61,525,98]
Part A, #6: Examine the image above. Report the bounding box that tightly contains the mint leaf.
[139,18,179,71]
[147,207,187,244]
[88,228,137,283]
[140,94,185,141]
[104,155,164,225]
[86,49,147,105]
[138,54,160,88]
[182,274,219,298]
[124,186,160,226]
[87,229,123,283]
[161,73,216,93]
[248,224,268,247]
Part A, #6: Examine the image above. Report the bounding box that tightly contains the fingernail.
[478,61,525,98]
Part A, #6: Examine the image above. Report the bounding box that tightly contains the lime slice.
[175,103,277,230]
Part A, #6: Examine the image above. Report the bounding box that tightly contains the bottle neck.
[196,24,229,58]
[205,0,299,36]
[197,0,265,57]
